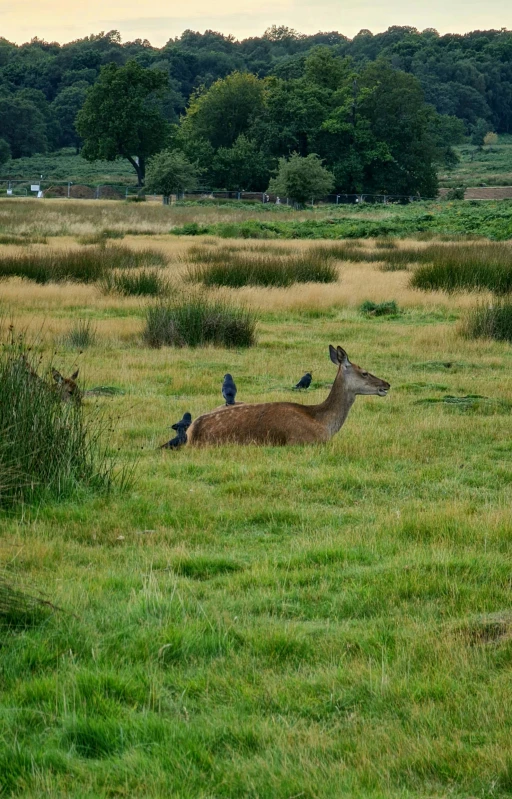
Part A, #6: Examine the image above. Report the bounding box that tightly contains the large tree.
[268,153,334,205]
[76,60,170,185]
[0,95,48,157]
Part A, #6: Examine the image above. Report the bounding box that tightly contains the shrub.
[445,187,466,200]
[0,334,119,509]
[62,319,97,349]
[101,269,170,297]
[187,247,337,287]
[0,246,166,284]
[143,295,256,348]
[462,301,512,342]
[359,300,400,316]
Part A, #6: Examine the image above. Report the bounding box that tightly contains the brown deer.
[17,356,81,403]
[187,345,390,446]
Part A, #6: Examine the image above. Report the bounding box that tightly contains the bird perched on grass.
[222,374,237,405]
[293,372,312,390]
[159,412,192,449]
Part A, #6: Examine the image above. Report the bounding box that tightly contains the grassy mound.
[143,295,256,348]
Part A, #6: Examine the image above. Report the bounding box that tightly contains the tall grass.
[143,295,256,348]
[101,269,171,297]
[0,245,166,284]
[462,300,512,342]
[410,243,512,294]
[0,335,120,509]
[61,318,97,349]
[187,247,337,288]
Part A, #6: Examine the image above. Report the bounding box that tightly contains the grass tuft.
[0,245,166,284]
[187,246,337,287]
[101,269,171,297]
[462,300,512,342]
[359,300,400,316]
[0,333,122,509]
[61,318,97,349]
[143,294,256,348]
[410,243,512,294]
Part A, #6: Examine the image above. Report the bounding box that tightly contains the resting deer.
[187,345,390,446]
[17,356,81,403]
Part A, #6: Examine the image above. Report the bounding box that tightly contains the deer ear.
[71,370,79,380]
[329,345,338,365]
[337,346,350,365]
[52,368,63,384]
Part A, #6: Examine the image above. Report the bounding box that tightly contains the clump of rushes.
[0,332,121,509]
[462,300,512,343]
[0,246,166,284]
[101,269,171,297]
[143,295,256,348]
[410,244,512,294]
[359,300,400,316]
[62,319,97,349]
[187,247,337,288]
[77,230,125,245]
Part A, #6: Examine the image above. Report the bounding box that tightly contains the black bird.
[159,412,192,449]
[222,373,237,405]
[293,372,312,390]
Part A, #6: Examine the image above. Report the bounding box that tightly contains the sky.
[1,0,511,47]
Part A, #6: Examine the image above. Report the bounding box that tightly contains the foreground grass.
[0,235,512,797]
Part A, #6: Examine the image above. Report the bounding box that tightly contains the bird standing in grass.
[293,372,312,390]
[159,412,192,449]
[222,374,237,405]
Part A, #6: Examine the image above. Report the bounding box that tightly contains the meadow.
[0,199,512,798]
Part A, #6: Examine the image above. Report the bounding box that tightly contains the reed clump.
[61,319,97,349]
[462,300,512,342]
[143,295,256,348]
[410,243,512,294]
[101,269,171,297]
[0,334,120,509]
[187,247,337,288]
[0,245,166,284]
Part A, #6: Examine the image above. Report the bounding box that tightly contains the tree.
[181,71,264,150]
[51,83,88,151]
[484,131,499,147]
[211,135,270,190]
[0,95,47,157]
[0,138,10,168]
[76,61,170,185]
[145,149,199,201]
[471,118,491,148]
[268,152,334,206]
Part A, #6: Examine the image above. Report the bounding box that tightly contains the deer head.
[51,368,81,403]
[329,345,390,397]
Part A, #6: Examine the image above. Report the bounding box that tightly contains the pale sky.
[1,0,511,47]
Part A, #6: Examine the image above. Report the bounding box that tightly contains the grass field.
[439,135,512,189]
[1,200,512,798]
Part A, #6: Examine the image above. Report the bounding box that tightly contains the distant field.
[439,134,512,189]
[1,204,512,797]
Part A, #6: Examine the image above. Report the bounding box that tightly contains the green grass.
[187,246,338,287]
[0,336,119,509]
[410,243,512,294]
[359,300,400,316]
[0,245,166,284]
[1,223,512,797]
[143,295,257,348]
[101,269,171,297]
[61,318,97,349]
[439,135,512,188]
[463,300,512,342]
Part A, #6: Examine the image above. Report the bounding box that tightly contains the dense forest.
[0,25,511,193]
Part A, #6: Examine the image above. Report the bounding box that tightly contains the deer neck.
[313,367,355,436]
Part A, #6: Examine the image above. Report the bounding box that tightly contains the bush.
[0,334,119,509]
[187,247,337,288]
[62,319,97,349]
[445,187,466,201]
[101,269,170,297]
[359,300,400,316]
[462,301,512,342]
[0,246,166,284]
[143,295,256,348]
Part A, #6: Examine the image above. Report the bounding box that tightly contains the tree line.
[1,25,510,195]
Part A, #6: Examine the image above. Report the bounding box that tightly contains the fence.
[0,179,432,205]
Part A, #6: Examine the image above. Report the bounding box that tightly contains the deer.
[16,355,81,403]
[186,345,390,446]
